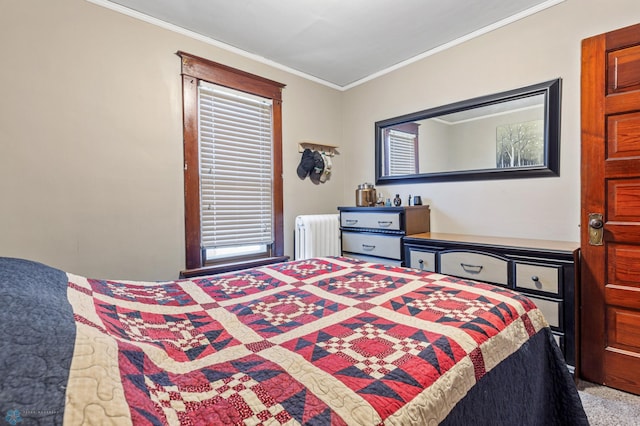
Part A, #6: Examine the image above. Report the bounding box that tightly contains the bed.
[0,256,587,425]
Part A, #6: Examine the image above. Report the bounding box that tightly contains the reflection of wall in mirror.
[421,119,449,172]
[418,106,544,174]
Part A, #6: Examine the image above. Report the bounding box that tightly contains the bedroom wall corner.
[0,0,345,280]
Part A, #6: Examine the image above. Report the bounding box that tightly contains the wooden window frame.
[178,51,286,273]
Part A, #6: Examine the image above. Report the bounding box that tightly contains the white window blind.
[388,129,417,176]
[198,81,274,253]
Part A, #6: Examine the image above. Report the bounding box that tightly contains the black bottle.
[393,194,402,206]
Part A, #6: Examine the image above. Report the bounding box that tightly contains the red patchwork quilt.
[60,256,585,425]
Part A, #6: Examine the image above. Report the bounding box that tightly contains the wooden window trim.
[179,255,290,279]
[178,51,286,270]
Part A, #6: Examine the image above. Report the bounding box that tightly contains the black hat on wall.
[296,148,315,179]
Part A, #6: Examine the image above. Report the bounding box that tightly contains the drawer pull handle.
[377,221,392,227]
[460,263,483,274]
[531,275,542,288]
[362,244,376,251]
[345,219,358,225]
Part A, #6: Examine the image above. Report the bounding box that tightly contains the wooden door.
[581,22,640,395]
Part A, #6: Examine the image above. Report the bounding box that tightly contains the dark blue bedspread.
[0,257,75,425]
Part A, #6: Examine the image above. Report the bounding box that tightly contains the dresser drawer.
[399,232,577,371]
[439,251,509,286]
[528,296,561,329]
[407,249,436,272]
[341,211,401,231]
[344,253,402,267]
[515,263,561,295]
[342,232,401,260]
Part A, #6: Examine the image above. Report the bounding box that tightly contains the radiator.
[294,214,341,260]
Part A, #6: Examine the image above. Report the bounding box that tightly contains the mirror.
[375,79,561,184]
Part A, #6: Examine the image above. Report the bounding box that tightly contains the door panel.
[607,244,640,288]
[603,351,640,392]
[582,22,640,395]
[608,179,640,220]
[606,307,640,351]
[608,112,640,159]
[607,44,640,94]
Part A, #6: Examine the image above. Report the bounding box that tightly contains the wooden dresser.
[337,206,430,267]
[403,232,579,373]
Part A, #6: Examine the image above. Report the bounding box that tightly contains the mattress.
[0,256,588,425]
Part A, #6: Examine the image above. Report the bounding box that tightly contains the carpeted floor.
[577,380,640,425]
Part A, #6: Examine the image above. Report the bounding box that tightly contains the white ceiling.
[96,0,563,89]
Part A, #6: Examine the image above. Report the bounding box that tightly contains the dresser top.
[338,205,430,212]
[405,232,579,253]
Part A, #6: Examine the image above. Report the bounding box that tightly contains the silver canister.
[355,183,376,207]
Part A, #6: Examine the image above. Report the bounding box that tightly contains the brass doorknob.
[588,213,604,246]
[589,218,604,229]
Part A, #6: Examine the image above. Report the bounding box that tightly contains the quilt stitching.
[227,288,346,337]
[279,312,467,417]
[383,285,524,345]
[89,279,196,306]
[117,344,345,426]
[315,271,410,299]
[96,304,241,362]
[268,257,346,279]
[195,271,288,301]
[64,256,547,425]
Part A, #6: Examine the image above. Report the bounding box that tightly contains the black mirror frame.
[375,78,562,185]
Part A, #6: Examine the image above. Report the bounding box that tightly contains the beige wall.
[0,0,343,279]
[2,0,639,280]
[342,0,640,242]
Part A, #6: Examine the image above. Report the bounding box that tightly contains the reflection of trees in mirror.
[496,120,544,168]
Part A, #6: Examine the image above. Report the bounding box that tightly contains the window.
[383,123,419,176]
[179,51,285,271]
[387,129,417,175]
